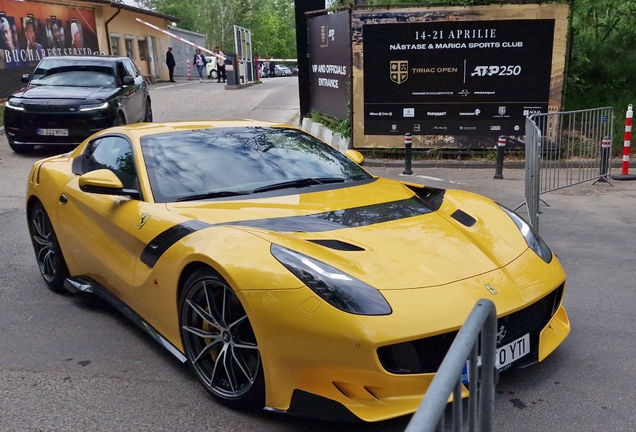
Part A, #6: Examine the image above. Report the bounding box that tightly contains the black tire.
[28,201,70,294]
[113,112,126,127]
[143,98,153,122]
[209,69,218,80]
[180,268,265,409]
[8,139,34,153]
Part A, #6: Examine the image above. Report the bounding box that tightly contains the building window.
[124,36,135,60]
[138,38,149,61]
[110,35,121,56]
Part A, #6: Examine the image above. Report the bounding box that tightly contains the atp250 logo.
[471,65,522,77]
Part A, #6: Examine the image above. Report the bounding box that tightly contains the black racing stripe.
[140,195,442,266]
[141,220,212,268]
[225,197,435,232]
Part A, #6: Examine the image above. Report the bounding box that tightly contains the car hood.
[167,178,531,290]
[11,85,115,101]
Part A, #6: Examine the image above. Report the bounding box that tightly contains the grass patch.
[309,111,351,138]
[0,104,4,127]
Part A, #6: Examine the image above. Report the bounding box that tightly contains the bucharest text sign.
[308,12,351,120]
[362,19,555,136]
[0,0,100,99]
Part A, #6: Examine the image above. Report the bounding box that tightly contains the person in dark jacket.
[193,48,207,83]
[166,46,176,82]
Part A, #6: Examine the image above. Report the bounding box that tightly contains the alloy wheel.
[181,275,261,401]
[31,207,57,283]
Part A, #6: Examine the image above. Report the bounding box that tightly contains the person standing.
[193,48,207,83]
[166,46,176,82]
[214,47,226,83]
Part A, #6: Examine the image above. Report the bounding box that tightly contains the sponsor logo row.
[367,107,543,119]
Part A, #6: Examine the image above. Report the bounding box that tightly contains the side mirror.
[345,149,365,165]
[78,169,140,199]
[122,76,134,85]
[21,74,30,83]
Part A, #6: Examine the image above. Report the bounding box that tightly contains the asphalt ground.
[1,77,636,431]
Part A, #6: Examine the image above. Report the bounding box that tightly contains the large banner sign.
[351,3,570,149]
[363,19,554,136]
[308,12,351,120]
[0,0,99,99]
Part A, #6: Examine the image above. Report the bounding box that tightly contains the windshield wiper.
[252,177,345,194]
[175,190,250,202]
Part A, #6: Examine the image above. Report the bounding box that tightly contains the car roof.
[39,55,130,66]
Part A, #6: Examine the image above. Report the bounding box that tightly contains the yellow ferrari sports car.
[25,120,569,422]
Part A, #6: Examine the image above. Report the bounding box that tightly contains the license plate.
[461,333,530,384]
[37,128,68,136]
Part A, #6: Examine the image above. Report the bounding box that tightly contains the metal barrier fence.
[405,300,497,432]
[520,107,614,231]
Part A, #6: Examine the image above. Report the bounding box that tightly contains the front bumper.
[239,248,570,422]
[4,108,114,145]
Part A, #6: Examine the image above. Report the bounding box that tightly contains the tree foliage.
[137,0,296,57]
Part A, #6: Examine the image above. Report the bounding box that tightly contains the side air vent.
[307,239,365,251]
[451,209,476,227]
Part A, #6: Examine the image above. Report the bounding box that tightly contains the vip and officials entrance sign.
[362,19,555,136]
[308,12,351,120]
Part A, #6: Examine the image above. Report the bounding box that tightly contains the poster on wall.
[308,11,351,121]
[0,0,100,99]
[350,3,570,149]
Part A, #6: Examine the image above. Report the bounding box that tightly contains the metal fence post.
[596,136,611,183]
[493,135,506,179]
[403,133,413,175]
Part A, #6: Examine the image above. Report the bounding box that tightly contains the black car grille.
[377,284,564,374]
[24,104,78,113]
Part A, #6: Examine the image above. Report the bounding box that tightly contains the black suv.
[4,55,152,153]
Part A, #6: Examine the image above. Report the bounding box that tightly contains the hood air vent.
[307,239,365,251]
[451,209,476,227]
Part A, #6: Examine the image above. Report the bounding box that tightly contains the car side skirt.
[63,276,187,363]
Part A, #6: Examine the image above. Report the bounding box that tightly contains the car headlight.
[271,244,392,315]
[79,102,109,111]
[5,99,25,111]
[499,205,553,263]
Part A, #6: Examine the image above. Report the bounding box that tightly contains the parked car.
[273,64,292,76]
[289,65,298,75]
[4,55,152,153]
[25,120,569,422]
[205,56,219,79]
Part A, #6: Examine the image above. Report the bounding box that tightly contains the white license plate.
[461,333,530,384]
[37,128,69,136]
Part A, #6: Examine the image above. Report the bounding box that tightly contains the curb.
[363,158,524,169]
[362,158,636,170]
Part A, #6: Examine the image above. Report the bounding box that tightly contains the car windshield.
[31,62,116,87]
[141,127,372,203]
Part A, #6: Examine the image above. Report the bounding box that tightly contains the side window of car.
[85,136,138,190]
[123,59,138,78]
[117,61,129,82]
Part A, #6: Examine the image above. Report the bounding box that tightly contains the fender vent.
[451,209,476,227]
[307,239,365,251]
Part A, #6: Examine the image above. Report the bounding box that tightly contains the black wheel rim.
[31,208,56,283]
[182,278,260,399]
